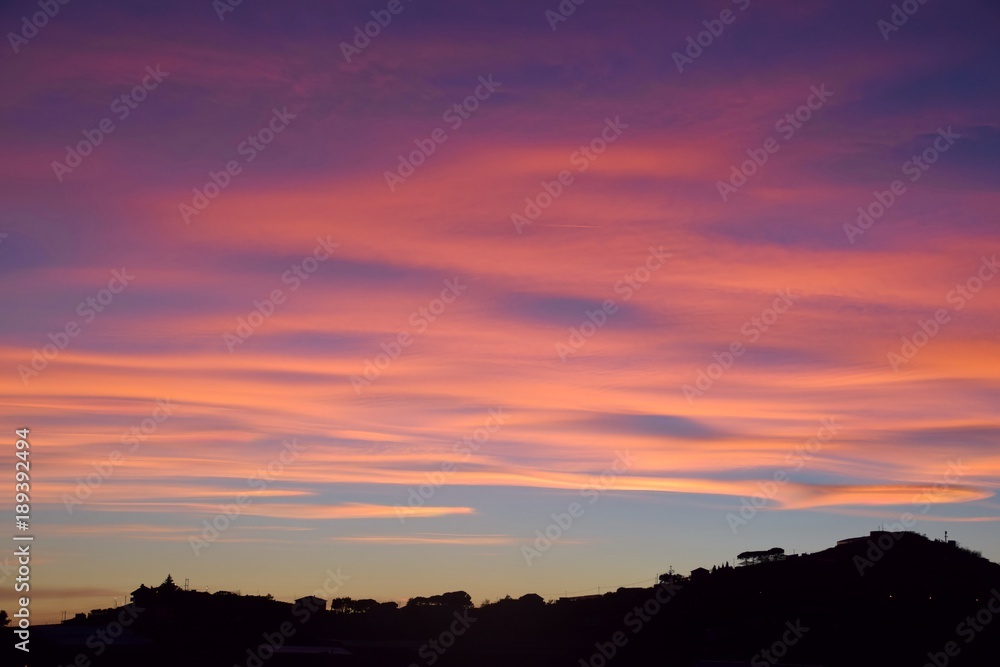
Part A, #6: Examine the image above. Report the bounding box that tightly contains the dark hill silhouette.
[4,532,998,666]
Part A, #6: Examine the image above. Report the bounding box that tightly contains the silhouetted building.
[131,584,152,606]
[690,567,710,583]
[295,595,326,611]
[838,530,899,547]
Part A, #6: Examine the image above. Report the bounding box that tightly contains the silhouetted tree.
[439,590,473,608]
[330,597,353,613]
[0,609,9,627]
[159,574,179,593]
[766,547,786,561]
[406,590,473,608]
[348,598,380,613]
[738,548,786,566]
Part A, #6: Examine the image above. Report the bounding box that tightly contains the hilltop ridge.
[5,531,998,666]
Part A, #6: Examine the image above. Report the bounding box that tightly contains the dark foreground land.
[5,531,999,667]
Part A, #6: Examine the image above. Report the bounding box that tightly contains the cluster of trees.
[404,590,473,608]
[324,592,549,614]
[328,590,475,613]
[481,593,545,608]
[329,598,398,614]
[737,547,785,566]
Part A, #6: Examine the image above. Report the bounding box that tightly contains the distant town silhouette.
[4,531,999,666]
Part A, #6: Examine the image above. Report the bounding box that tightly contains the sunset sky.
[2,0,999,623]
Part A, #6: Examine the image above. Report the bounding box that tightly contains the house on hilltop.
[690,567,711,583]
[295,595,327,612]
